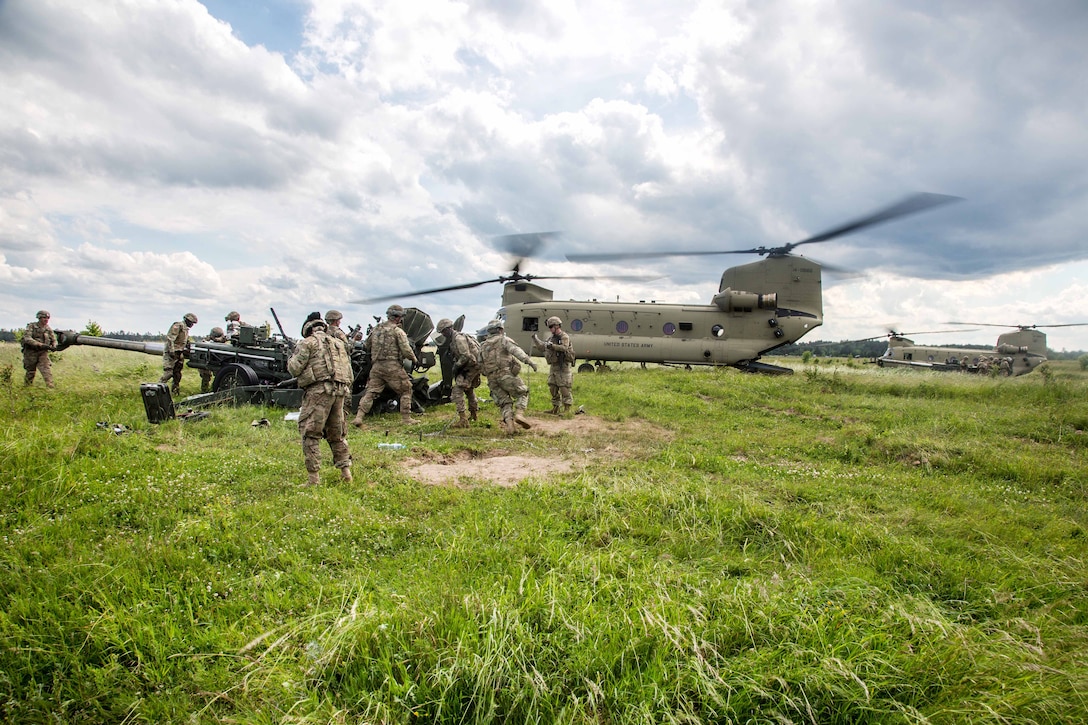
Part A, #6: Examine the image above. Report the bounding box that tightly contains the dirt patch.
[402,412,669,487]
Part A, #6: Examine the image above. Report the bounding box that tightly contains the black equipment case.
[140,383,175,424]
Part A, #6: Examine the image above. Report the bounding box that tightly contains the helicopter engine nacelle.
[712,288,777,313]
[996,344,1028,355]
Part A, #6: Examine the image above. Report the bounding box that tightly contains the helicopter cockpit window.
[662,322,676,335]
[679,322,693,332]
[522,317,539,332]
[616,321,629,334]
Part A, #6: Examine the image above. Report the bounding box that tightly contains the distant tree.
[801,350,813,364]
[1079,353,1088,371]
[82,320,104,336]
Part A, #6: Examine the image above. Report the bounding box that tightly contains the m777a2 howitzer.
[55,308,454,417]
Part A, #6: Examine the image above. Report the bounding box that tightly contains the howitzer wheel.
[213,363,260,393]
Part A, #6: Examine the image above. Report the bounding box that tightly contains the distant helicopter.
[861,322,1088,376]
[353,193,960,374]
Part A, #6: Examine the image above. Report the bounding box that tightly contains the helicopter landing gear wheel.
[212,363,259,393]
[577,363,594,373]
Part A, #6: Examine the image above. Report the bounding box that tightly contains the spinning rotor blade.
[945,321,1088,330]
[351,272,657,305]
[566,192,962,263]
[494,231,561,260]
[350,279,501,305]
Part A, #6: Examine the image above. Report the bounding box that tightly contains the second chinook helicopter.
[355,193,960,374]
[869,322,1088,376]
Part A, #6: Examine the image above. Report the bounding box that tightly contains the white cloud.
[0,0,1086,352]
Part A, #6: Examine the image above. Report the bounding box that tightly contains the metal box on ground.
[140,383,175,424]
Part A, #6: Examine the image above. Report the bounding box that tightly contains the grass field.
[2,343,1087,723]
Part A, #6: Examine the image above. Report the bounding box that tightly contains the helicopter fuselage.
[497,256,824,372]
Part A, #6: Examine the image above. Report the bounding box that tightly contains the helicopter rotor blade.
[494,231,562,260]
[786,192,962,252]
[350,272,658,305]
[566,192,962,263]
[350,278,504,305]
[945,321,1088,330]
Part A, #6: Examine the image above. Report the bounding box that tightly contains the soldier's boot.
[171,386,181,396]
[402,412,419,425]
[514,411,532,429]
[306,470,320,486]
[549,405,560,415]
[340,466,353,482]
[468,408,478,422]
[563,404,572,416]
[453,412,469,429]
[501,418,516,435]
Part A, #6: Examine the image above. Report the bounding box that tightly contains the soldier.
[199,326,228,393]
[532,315,575,414]
[287,317,354,485]
[159,312,198,395]
[436,317,481,428]
[480,319,537,434]
[325,310,349,343]
[351,304,420,427]
[224,311,245,337]
[22,310,57,387]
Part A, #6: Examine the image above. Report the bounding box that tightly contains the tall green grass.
[2,345,1086,722]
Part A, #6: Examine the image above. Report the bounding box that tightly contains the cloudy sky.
[2,0,1087,352]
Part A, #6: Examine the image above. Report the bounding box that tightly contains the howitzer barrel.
[55,330,165,356]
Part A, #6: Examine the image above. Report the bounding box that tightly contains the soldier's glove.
[529,361,538,372]
[452,362,464,377]
[49,345,57,351]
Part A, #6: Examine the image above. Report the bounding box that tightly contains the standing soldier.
[159,312,198,396]
[199,326,228,393]
[224,311,245,337]
[351,304,420,427]
[436,318,481,428]
[288,317,354,485]
[480,319,537,434]
[533,315,575,415]
[325,310,349,343]
[22,310,57,388]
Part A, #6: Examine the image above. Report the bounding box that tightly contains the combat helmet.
[386,304,405,319]
[302,318,327,337]
[225,311,241,322]
[325,309,343,322]
[183,313,198,326]
[486,319,505,334]
[546,316,563,328]
[436,318,454,332]
[211,326,225,337]
[36,310,50,319]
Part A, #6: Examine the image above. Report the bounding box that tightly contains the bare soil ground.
[401,412,668,487]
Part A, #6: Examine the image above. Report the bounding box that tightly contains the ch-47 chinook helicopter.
[354,193,960,374]
[853,322,1088,376]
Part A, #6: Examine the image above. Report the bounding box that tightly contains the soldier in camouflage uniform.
[325,310,349,344]
[351,304,420,427]
[437,318,481,428]
[199,326,228,393]
[532,315,575,414]
[159,312,198,395]
[22,310,57,387]
[480,319,537,434]
[288,317,354,485]
[224,311,245,337]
